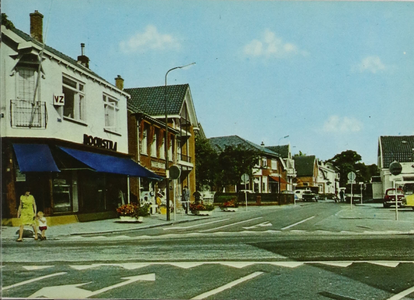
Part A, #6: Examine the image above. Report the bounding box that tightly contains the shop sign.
[83,134,117,151]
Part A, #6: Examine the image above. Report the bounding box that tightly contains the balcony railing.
[179,153,192,163]
[10,100,47,129]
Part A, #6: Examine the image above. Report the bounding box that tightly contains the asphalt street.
[2,201,414,299]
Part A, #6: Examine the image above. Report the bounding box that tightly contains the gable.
[294,155,316,177]
[379,135,414,168]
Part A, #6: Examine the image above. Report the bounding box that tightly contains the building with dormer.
[125,84,199,203]
[1,11,159,224]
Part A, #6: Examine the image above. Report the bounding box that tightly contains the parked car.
[294,190,306,201]
[383,188,406,208]
[302,190,318,202]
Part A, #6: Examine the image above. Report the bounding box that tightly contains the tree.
[1,13,15,30]
[327,150,378,186]
[195,137,218,191]
[195,139,261,192]
[215,145,261,191]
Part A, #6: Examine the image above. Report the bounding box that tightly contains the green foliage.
[327,150,378,186]
[195,138,261,191]
[1,13,15,30]
[216,145,261,191]
[195,137,219,190]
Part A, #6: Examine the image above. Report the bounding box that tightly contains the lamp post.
[164,62,195,221]
[278,135,289,145]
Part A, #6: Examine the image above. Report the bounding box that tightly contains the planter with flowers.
[190,202,215,216]
[220,198,238,212]
[116,203,150,222]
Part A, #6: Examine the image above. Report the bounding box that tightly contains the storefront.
[2,138,162,222]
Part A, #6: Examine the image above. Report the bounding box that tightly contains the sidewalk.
[1,209,213,241]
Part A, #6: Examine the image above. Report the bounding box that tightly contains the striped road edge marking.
[67,261,414,270]
[191,271,264,300]
[199,217,263,233]
[1,272,67,291]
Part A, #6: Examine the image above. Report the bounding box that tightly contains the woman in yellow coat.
[16,188,38,242]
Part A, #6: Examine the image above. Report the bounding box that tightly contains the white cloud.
[323,115,363,133]
[243,29,307,59]
[120,25,180,54]
[353,56,386,74]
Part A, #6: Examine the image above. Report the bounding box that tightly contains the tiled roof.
[293,155,316,177]
[379,135,414,167]
[266,145,289,158]
[208,135,280,157]
[125,84,189,116]
[7,27,110,85]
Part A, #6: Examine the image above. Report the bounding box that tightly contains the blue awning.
[13,144,60,172]
[58,147,163,180]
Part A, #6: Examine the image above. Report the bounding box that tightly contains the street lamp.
[164,62,195,221]
[278,135,289,145]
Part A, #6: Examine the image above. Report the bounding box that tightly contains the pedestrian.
[182,186,190,214]
[37,211,47,240]
[339,189,345,202]
[16,188,38,242]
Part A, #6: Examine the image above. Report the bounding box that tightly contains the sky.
[3,0,414,165]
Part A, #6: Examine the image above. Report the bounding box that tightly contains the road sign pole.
[394,178,398,221]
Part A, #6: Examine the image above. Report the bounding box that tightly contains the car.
[302,190,318,202]
[294,190,305,200]
[383,188,406,208]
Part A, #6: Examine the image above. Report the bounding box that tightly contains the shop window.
[52,175,72,213]
[62,75,85,122]
[103,94,119,132]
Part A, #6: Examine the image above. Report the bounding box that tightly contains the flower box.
[221,207,238,212]
[118,216,143,223]
[193,210,213,216]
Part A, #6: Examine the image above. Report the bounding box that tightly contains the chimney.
[30,10,43,43]
[77,43,90,68]
[115,75,124,90]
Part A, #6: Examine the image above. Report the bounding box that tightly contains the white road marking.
[386,285,414,300]
[2,272,67,291]
[281,216,315,230]
[23,265,54,271]
[191,271,264,300]
[28,274,155,298]
[199,217,263,232]
[369,261,401,268]
[317,262,353,268]
[163,218,229,230]
[243,221,272,229]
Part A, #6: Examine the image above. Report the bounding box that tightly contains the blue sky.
[4,0,414,165]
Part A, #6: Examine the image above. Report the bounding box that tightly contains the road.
[2,201,414,299]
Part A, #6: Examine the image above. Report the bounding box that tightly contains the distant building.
[265,144,296,192]
[317,161,339,195]
[377,135,414,197]
[293,155,319,193]
[208,135,287,193]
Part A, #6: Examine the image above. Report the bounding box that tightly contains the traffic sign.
[241,173,249,184]
[347,172,356,181]
[169,165,181,180]
[389,161,402,176]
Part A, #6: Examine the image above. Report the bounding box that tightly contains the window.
[17,68,36,101]
[141,128,148,155]
[151,131,157,157]
[271,159,277,170]
[103,94,119,132]
[160,137,165,159]
[62,76,85,122]
[11,67,47,128]
[262,158,268,168]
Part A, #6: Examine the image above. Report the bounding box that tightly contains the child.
[37,211,47,240]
